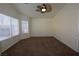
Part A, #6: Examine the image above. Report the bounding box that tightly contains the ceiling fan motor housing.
[36,4,52,13]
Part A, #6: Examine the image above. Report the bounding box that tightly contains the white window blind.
[0,14,11,41]
[11,18,19,36]
[0,14,19,41]
[21,20,29,34]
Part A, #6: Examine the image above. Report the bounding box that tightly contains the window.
[11,18,19,36]
[21,20,29,33]
[0,14,19,41]
[0,14,11,41]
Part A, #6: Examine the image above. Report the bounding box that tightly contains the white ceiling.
[13,3,66,18]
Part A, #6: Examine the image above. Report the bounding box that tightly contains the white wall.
[77,6,79,52]
[52,4,79,52]
[30,18,53,37]
[0,4,30,54]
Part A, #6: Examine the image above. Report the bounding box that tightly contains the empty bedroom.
[0,3,79,56]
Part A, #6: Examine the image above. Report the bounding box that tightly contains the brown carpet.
[1,37,79,56]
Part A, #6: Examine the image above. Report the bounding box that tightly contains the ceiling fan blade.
[36,9,40,12]
[37,6,41,8]
[46,4,52,12]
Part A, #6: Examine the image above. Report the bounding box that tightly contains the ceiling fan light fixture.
[36,4,52,13]
[42,8,46,12]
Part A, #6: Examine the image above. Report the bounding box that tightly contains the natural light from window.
[21,20,29,34]
[0,14,19,41]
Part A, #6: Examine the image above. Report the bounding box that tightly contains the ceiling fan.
[36,4,52,13]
